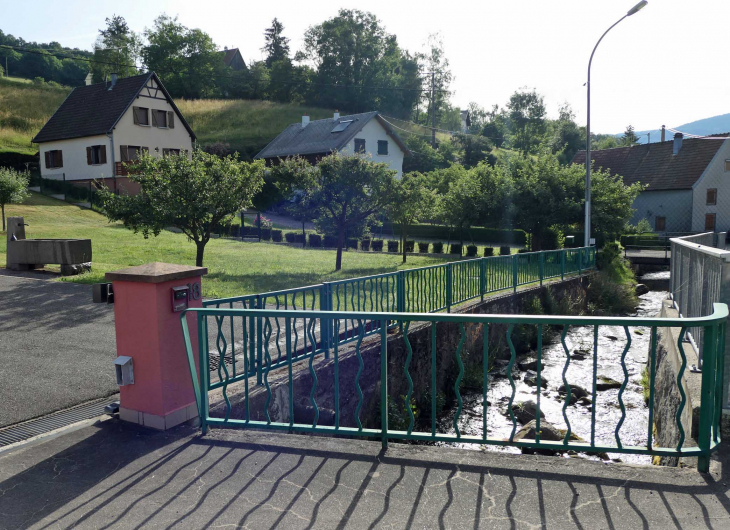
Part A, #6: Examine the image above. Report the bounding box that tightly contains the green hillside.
[0,77,341,160]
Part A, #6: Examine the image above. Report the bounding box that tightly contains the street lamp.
[584,0,647,247]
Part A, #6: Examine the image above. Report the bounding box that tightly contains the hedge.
[620,234,662,247]
[323,235,338,248]
[432,242,444,254]
[271,229,283,242]
[285,232,304,244]
[500,246,511,256]
[372,239,384,251]
[261,229,271,241]
[404,240,415,253]
[381,222,526,245]
[484,247,494,257]
[418,242,430,253]
[466,245,478,257]
[346,238,358,250]
[387,240,399,252]
[308,234,322,247]
[361,238,371,251]
[450,243,462,255]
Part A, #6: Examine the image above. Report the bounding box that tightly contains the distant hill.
[615,113,730,144]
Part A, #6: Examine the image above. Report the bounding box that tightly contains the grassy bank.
[0,193,455,299]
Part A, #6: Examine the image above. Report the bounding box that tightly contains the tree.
[386,172,434,262]
[589,165,643,239]
[98,151,264,266]
[550,103,584,165]
[620,125,641,146]
[0,168,29,231]
[271,156,319,247]
[261,18,290,67]
[482,104,507,148]
[91,15,142,82]
[436,164,483,245]
[301,153,396,270]
[452,133,494,168]
[506,88,547,155]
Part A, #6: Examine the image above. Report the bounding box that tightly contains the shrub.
[323,235,338,247]
[285,232,304,244]
[466,245,478,257]
[372,239,384,251]
[484,247,494,257]
[404,240,415,253]
[450,243,463,255]
[361,238,371,251]
[518,248,528,254]
[500,246,511,256]
[432,242,444,254]
[261,228,271,241]
[271,229,283,242]
[387,240,399,252]
[418,242,430,253]
[346,238,358,250]
[308,234,322,247]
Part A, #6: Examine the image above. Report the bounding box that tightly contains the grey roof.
[32,72,196,144]
[255,111,410,159]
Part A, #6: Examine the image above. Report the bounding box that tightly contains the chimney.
[661,125,666,143]
[302,114,310,128]
[673,132,683,155]
[333,110,340,121]
[108,73,118,91]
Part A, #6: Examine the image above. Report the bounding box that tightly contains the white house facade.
[33,72,196,195]
[255,111,410,178]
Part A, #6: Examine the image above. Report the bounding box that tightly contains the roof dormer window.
[331,120,353,133]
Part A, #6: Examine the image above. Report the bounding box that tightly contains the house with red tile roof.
[572,133,730,233]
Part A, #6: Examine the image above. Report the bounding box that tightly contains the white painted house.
[573,133,730,233]
[32,72,196,194]
[255,111,410,177]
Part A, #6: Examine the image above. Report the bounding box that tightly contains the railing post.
[561,249,565,281]
[539,252,544,287]
[380,323,388,451]
[446,263,453,313]
[512,254,518,293]
[256,295,263,385]
[397,270,405,313]
[480,258,486,301]
[697,322,719,473]
[320,283,331,359]
[579,247,583,275]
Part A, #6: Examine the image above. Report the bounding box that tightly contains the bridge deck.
[1,417,728,529]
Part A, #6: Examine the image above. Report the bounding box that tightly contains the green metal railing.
[182,303,727,472]
[202,246,596,383]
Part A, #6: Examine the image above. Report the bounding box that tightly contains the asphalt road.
[0,272,118,427]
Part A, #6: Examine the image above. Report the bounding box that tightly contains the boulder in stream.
[558,384,589,404]
[518,358,539,371]
[596,376,623,390]
[523,370,548,388]
[635,284,649,295]
[509,400,545,424]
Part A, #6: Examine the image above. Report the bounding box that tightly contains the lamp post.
[584,0,648,247]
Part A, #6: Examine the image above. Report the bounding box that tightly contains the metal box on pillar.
[106,262,207,430]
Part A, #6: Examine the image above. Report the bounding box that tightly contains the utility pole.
[430,71,436,147]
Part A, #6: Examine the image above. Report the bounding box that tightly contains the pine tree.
[261,18,290,67]
[621,125,640,146]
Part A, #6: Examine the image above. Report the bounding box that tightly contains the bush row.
[380,222,527,245]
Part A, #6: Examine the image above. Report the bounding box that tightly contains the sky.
[2,0,728,134]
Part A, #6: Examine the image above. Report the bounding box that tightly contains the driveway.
[0,272,118,427]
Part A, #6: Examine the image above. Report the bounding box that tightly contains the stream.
[440,290,668,465]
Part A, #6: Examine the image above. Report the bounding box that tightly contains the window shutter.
[100,145,107,164]
[86,147,92,165]
[132,107,139,125]
[168,111,175,129]
[44,151,51,169]
[57,150,63,168]
[120,145,129,162]
[151,110,158,127]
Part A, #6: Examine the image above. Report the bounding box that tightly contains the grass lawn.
[1,193,456,299]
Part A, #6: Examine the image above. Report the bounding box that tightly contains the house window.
[120,145,149,162]
[377,140,388,155]
[44,150,63,169]
[655,216,666,231]
[707,188,718,205]
[706,213,717,231]
[133,106,149,126]
[152,110,167,128]
[162,148,181,157]
[725,160,730,172]
[354,139,366,153]
[86,145,107,165]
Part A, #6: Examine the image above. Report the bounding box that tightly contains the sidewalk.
[1,417,728,529]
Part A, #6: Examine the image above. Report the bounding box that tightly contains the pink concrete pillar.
[106,262,207,430]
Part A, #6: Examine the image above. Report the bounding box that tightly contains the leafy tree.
[17,49,62,81]
[91,15,142,82]
[386,172,434,262]
[620,125,640,146]
[271,156,318,246]
[550,103,584,165]
[142,15,225,99]
[262,18,290,67]
[506,88,547,155]
[482,105,507,148]
[452,133,494,168]
[593,134,619,150]
[300,153,396,270]
[418,34,453,131]
[589,165,643,239]
[436,164,483,245]
[247,61,271,99]
[402,136,448,173]
[0,168,29,231]
[466,102,487,134]
[98,151,264,266]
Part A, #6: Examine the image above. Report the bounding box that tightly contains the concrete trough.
[6,217,92,276]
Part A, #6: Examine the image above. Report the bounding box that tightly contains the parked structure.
[572,133,730,233]
[255,111,411,177]
[222,48,247,71]
[32,72,196,195]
